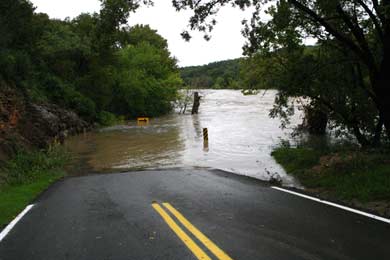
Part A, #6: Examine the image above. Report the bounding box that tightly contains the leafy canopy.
[1,0,180,123]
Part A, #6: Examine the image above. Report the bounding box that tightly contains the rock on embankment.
[0,84,91,162]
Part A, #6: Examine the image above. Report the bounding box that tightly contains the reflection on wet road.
[65,90,302,186]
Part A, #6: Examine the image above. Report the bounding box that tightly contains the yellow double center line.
[152,202,233,260]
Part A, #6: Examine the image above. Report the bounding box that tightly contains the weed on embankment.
[272,138,390,220]
[0,145,69,228]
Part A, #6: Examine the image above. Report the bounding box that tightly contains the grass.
[0,145,69,228]
[272,146,390,202]
[0,173,64,227]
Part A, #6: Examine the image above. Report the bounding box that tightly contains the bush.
[0,145,69,227]
[272,146,390,202]
[64,88,96,120]
[97,111,123,126]
[37,74,97,120]
[1,145,69,186]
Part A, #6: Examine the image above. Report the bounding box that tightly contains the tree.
[240,54,278,90]
[119,24,168,50]
[95,0,152,52]
[0,0,35,84]
[112,41,182,117]
[180,59,242,89]
[1,0,179,122]
[172,0,390,145]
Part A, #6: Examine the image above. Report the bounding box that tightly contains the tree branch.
[355,62,377,102]
[335,4,377,71]
[288,0,378,73]
[354,0,384,43]
[312,96,370,146]
[372,0,386,25]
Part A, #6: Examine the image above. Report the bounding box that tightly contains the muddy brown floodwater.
[65,90,303,186]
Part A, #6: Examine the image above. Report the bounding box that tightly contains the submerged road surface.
[1,169,389,260]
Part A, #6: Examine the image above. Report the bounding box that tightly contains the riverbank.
[272,146,390,217]
[0,86,91,228]
[0,146,69,228]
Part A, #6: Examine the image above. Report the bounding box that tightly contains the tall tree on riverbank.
[172,0,390,145]
[1,0,179,122]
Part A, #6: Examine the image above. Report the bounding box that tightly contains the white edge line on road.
[271,186,390,224]
[0,204,35,242]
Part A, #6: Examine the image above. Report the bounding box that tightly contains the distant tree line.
[180,59,242,89]
[0,0,181,123]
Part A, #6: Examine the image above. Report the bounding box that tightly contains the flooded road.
[65,90,302,186]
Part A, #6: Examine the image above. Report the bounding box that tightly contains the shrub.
[1,145,69,186]
[97,111,122,126]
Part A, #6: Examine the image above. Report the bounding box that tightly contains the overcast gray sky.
[30,0,251,67]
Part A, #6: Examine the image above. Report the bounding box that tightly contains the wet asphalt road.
[0,169,389,260]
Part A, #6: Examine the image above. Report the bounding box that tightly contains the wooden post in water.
[203,128,209,151]
[191,92,201,114]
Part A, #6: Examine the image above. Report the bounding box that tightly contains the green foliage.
[180,59,242,89]
[96,0,152,51]
[0,173,64,228]
[272,147,322,173]
[0,0,35,50]
[239,42,383,145]
[65,91,97,120]
[240,53,281,90]
[98,111,124,126]
[272,147,390,202]
[121,24,168,50]
[33,74,97,119]
[1,146,69,186]
[0,146,68,227]
[1,0,178,123]
[112,42,182,117]
[260,44,381,145]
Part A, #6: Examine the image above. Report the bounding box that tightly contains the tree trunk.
[375,74,390,140]
[304,105,328,135]
[373,114,384,146]
[373,28,390,141]
[191,92,201,115]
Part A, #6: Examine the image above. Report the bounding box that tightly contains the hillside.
[180,58,242,89]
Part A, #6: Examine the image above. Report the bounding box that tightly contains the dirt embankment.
[0,84,91,162]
